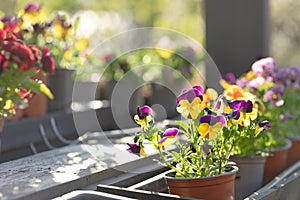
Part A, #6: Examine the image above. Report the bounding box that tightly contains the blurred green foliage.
[0,0,205,43]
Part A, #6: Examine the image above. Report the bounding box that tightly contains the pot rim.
[164,165,238,180]
[269,138,292,152]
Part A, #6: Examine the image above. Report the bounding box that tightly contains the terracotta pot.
[263,139,292,185]
[231,156,266,199]
[165,166,238,200]
[286,137,300,168]
[23,73,48,117]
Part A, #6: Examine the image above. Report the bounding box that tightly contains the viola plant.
[221,57,287,150]
[0,18,55,118]
[275,66,300,138]
[18,2,91,70]
[127,85,271,177]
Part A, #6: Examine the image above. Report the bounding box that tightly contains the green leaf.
[22,80,54,99]
[176,120,189,131]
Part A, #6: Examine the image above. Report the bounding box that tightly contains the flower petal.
[198,123,209,138]
[163,128,179,137]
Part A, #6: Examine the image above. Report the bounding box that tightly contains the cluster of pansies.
[222,57,300,147]
[127,83,271,177]
[0,17,54,118]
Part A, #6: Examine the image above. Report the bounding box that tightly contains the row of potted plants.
[126,57,300,199]
[0,14,55,143]
[0,2,92,117]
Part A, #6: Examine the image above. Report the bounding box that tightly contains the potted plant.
[224,57,292,185]
[0,19,54,144]
[126,85,270,199]
[274,66,300,167]
[18,2,91,112]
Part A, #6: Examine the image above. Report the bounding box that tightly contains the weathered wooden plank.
[0,141,159,200]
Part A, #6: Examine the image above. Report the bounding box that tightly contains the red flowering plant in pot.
[0,19,54,128]
[17,2,92,111]
[126,85,270,200]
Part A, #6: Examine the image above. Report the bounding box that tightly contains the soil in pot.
[165,166,238,200]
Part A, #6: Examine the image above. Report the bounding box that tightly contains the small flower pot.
[48,68,75,112]
[165,166,238,200]
[23,73,48,117]
[231,156,266,199]
[0,119,4,149]
[263,139,292,185]
[286,137,300,168]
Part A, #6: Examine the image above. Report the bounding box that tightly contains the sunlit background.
[0,0,299,68]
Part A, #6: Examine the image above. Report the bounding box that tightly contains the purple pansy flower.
[199,115,227,126]
[263,85,285,107]
[176,85,204,104]
[127,143,140,153]
[255,120,272,136]
[275,68,292,86]
[25,2,41,12]
[137,105,152,119]
[223,73,236,84]
[279,114,294,122]
[228,100,253,113]
[251,57,277,77]
[247,77,266,90]
[236,77,250,88]
[258,121,272,130]
[198,115,226,140]
[224,110,241,120]
[158,128,179,148]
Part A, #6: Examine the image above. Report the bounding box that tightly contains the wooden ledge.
[0,139,161,200]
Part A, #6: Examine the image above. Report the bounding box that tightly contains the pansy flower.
[18,2,46,25]
[220,80,255,101]
[158,128,179,150]
[222,73,236,84]
[200,88,218,109]
[176,85,204,119]
[228,100,258,126]
[255,121,272,136]
[198,115,226,140]
[251,57,277,78]
[126,143,146,157]
[263,84,284,107]
[134,105,153,130]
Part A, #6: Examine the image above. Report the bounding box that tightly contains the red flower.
[2,40,35,70]
[0,29,6,40]
[28,45,42,60]
[1,17,21,40]
[41,47,55,74]
[19,89,34,99]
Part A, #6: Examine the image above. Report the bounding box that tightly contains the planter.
[165,166,238,200]
[263,139,292,185]
[23,73,48,117]
[48,68,75,112]
[231,156,266,199]
[0,119,4,150]
[286,137,300,168]
[96,79,117,100]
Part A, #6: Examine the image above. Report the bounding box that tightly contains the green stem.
[158,147,185,177]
